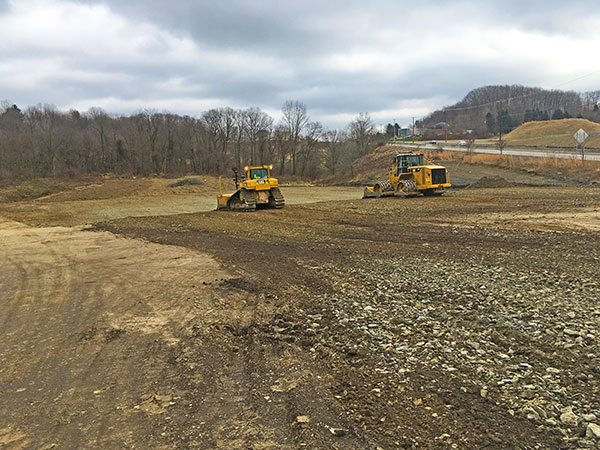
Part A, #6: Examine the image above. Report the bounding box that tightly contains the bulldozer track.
[227,189,257,211]
[241,189,257,211]
[227,188,284,211]
[269,187,285,209]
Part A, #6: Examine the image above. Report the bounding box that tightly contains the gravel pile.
[317,256,600,447]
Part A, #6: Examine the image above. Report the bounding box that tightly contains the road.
[394,142,600,161]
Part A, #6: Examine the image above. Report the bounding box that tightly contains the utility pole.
[444,110,448,143]
[497,101,504,155]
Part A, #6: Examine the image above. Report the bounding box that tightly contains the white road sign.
[574,128,589,145]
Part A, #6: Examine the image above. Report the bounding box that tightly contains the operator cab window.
[249,168,268,179]
[397,155,420,174]
[405,155,421,166]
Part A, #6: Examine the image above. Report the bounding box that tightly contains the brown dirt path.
[0,182,363,227]
[0,217,372,448]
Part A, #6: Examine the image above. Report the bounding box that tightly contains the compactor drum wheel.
[374,179,393,194]
[397,179,416,193]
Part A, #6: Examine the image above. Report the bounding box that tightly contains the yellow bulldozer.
[363,151,451,198]
[217,164,285,211]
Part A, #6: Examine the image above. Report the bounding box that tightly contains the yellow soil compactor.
[363,151,451,198]
[217,164,285,211]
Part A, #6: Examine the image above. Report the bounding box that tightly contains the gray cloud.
[1,0,600,128]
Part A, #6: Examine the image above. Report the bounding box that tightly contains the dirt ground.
[0,176,363,226]
[1,168,599,449]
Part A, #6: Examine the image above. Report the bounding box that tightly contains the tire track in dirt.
[0,257,29,329]
[0,217,236,448]
[1,216,362,449]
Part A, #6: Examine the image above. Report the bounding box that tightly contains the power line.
[437,71,600,113]
[552,70,600,88]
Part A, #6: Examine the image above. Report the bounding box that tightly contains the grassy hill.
[504,118,600,148]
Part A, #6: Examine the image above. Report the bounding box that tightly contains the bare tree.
[233,109,247,168]
[324,129,344,175]
[281,100,309,175]
[0,103,26,178]
[245,107,273,165]
[299,121,323,177]
[190,118,207,173]
[272,124,290,175]
[140,109,160,174]
[219,107,235,172]
[202,108,235,173]
[257,128,272,165]
[160,113,176,174]
[349,112,374,157]
[87,107,111,172]
[24,104,72,177]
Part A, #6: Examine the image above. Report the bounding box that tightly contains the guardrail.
[388,142,600,162]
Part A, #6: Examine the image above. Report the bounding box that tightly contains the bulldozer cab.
[394,153,424,175]
[249,167,269,179]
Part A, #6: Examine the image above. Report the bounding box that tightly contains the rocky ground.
[1,174,599,448]
[318,254,600,447]
[95,186,599,448]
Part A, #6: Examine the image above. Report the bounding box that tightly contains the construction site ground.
[1,165,599,449]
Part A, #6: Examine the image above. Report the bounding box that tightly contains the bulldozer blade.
[363,187,380,198]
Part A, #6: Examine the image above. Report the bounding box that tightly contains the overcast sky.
[1,0,600,128]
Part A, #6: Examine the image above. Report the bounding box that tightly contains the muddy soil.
[1,177,600,449]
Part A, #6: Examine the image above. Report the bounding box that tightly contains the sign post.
[573,128,589,161]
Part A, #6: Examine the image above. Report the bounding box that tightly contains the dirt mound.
[39,176,221,203]
[353,145,398,176]
[466,176,520,189]
[167,177,204,187]
[504,118,600,148]
[0,177,97,203]
[350,145,448,182]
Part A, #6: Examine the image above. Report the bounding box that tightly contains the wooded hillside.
[419,85,600,138]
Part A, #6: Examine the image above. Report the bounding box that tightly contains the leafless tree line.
[0,100,380,180]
